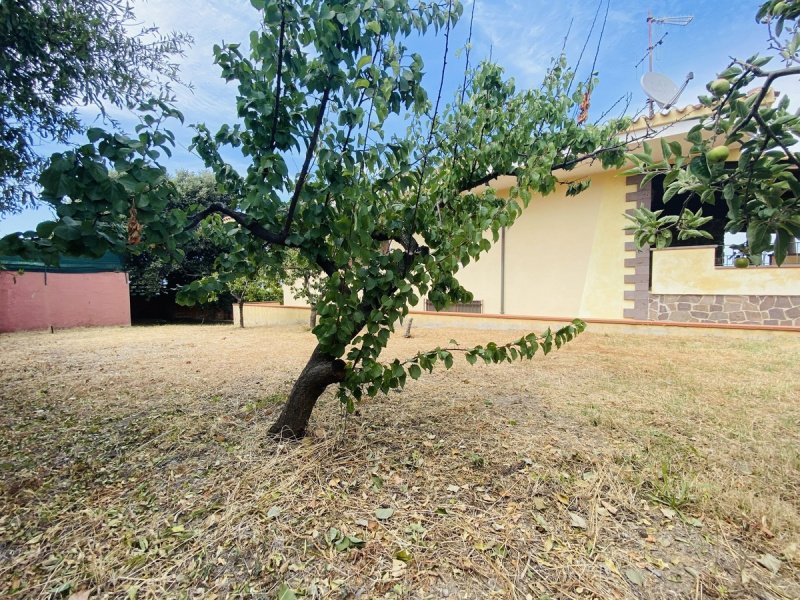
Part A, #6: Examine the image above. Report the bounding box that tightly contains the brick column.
[623,175,652,320]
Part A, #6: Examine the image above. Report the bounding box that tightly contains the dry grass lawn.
[1,323,799,599]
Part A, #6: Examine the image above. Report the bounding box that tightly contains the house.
[258,103,800,330]
[448,104,800,327]
[0,253,131,332]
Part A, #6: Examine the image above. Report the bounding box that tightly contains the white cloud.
[132,0,258,128]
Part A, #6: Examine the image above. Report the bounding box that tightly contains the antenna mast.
[646,12,693,116]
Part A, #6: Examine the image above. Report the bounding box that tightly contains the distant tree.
[285,250,324,329]
[227,269,284,328]
[0,0,191,214]
[1,0,629,438]
[626,0,800,264]
[127,172,231,300]
[177,245,285,329]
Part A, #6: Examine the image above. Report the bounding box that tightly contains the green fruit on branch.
[708,78,731,96]
[706,145,730,163]
[734,257,750,268]
[773,2,788,16]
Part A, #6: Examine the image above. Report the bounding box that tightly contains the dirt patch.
[1,324,799,598]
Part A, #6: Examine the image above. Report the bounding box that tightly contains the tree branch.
[730,64,800,136]
[753,111,800,171]
[281,83,332,239]
[185,203,285,245]
[267,2,287,153]
[371,230,426,255]
[408,0,452,237]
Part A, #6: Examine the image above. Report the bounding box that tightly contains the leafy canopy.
[127,170,281,303]
[625,0,800,264]
[0,0,191,214]
[1,0,630,409]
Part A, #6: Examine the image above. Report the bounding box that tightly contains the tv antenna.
[642,12,694,117]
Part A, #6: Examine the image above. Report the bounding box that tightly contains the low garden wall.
[0,270,131,332]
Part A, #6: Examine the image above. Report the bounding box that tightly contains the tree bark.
[403,317,413,338]
[269,345,346,439]
[238,299,245,328]
[309,305,317,329]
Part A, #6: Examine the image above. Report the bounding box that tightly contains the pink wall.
[0,270,131,332]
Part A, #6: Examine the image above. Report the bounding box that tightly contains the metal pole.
[647,12,654,118]
[500,226,506,314]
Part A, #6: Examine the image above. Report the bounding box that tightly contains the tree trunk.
[403,317,413,338]
[269,345,346,439]
[238,299,245,328]
[309,305,317,329]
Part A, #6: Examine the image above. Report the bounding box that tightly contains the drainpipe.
[500,226,506,314]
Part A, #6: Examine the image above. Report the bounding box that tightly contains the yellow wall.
[280,172,634,319]
[455,171,631,319]
[652,246,800,295]
[453,231,503,313]
[282,282,307,307]
[234,303,310,327]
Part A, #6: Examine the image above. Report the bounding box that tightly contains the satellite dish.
[641,72,679,107]
[641,71,695,111]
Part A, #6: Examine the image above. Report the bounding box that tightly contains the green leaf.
[276,583,297,600]
[408,364,422,380]
[357,55,373,70]
[375,507,394,520]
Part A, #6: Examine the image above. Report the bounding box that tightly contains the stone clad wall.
[649,294,800,326]
[623,175,652,320]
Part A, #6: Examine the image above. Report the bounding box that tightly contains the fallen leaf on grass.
[533,513,549,532]
[604,559,621,576]
[625,567,645,586]
[394,548,413,562]
[757,553,782,574]
[277,583,297,600]
[532,497,547,511]
[267,506,281,519]
[68,591,91,600]
[569,512,588,530]
[375,507,394,520]
[601,500,618,516]
[391,559,407,578]
[684,517,703,528]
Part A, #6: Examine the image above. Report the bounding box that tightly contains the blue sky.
[1,0,792,235]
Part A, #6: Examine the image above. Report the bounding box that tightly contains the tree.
[0,0,191,214]
[127,170,285,324]
[177,247,285,329]
[127,171,236,300]
[286,250,325,329]
[0,0,629,438]
[227,269,283,328]
[625,0,800,264]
